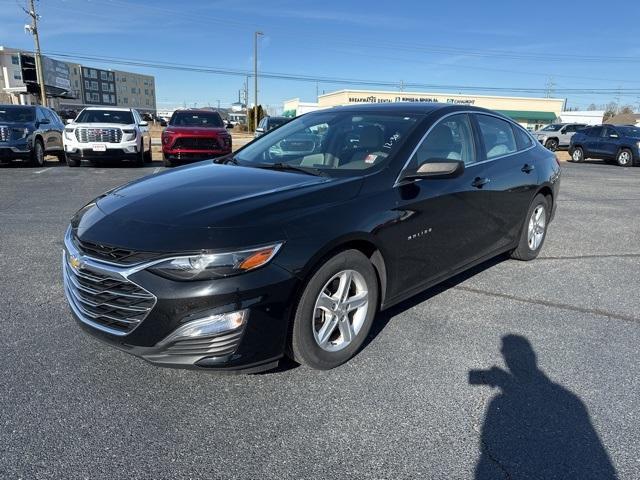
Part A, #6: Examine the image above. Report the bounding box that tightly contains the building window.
[121,76,126,82]
[74,80,79,87]
[144,89,149,95]
[90,69,97,79]
[83,68,89,77]
[73,67,78,75]
[123,97,128,104]
[145,99,150,106]
[131,87,136,94]
[85,92,92,102]
[13,70,21,80]
[11,55,19,65]
[92,92,100,102]
[102,93,110,103]
[110,94,116,103]
[100,71,107,81]
[91,81,99,91]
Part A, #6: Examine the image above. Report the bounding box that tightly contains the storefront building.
[284,89,566,130]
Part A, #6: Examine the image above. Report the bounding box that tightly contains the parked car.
[0,104,65,166]
[63,103,559,372]
[161,109,232,167]
[569,124,640,167]
[533,123,587,151]
[254,116,291,138]
[63,107,152,167]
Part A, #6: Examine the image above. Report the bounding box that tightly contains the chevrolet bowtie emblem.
[69,254,82,270]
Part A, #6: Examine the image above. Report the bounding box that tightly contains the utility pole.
[399,80,404,92]
[24,0,47,106]
[253,31,263,131]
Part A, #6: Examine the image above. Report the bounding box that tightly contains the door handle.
[472,177,490,188]
[521,164,535,174]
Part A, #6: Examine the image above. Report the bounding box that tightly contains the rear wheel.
[290,249,379,370]
[31,139,45,167]
[511,194,549,261]
[544,138,558,151]
[571,146,584,163]
[616,148,632,167]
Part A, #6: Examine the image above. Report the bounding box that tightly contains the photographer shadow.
[470,335,618,480]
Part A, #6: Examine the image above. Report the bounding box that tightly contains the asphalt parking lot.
[1,158,639,479]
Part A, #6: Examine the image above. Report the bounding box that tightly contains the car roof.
[173,109,221,114]
[83,106,132,111]
[321,102,509,117]
[0,104,35,109]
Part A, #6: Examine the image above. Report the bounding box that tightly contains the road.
[0,158,638,479]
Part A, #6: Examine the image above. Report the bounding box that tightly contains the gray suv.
[534,123,587,151]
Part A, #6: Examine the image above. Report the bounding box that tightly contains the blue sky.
[1,0,640,111]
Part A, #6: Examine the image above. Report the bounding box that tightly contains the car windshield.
[540,124,562,131]
[0,106,35,123]
[76,109,134,124]
[234,111,420,176]
[170,111,224,127]
[616,126,640,137]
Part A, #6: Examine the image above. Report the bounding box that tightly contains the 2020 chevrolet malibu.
[63,103,560,372]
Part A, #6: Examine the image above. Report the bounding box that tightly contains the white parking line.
[153,167,161,174]
[34,168,52,174]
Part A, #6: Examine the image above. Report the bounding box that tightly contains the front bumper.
[62,229,299,372]
[65,139,141,161]
[0,142,31,160]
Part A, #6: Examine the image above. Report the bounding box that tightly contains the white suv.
[63,107,152,167]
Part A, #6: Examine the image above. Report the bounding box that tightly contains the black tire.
[134,143,145,167]
[162,153,174,167]
[290,249,379,370]
[616,148,633,167]
[144,140,153,163]
[31,138,45,167]
[544,138,558,152]
[571,146,584,163]
[511,194,550,261]
[66,154,80,167]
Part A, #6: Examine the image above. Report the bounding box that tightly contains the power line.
[42,50,640,97]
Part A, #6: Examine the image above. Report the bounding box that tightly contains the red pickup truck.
[161,109,232,167]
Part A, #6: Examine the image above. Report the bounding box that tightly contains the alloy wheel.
[527,204,546,251]
[312,269,369,352]
[618,151,631,166]
[572,149,582,162]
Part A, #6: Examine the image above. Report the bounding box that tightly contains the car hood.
[164,126,227,136]
[74,162,361,252]
[0,121,33,129]
[71,123,134,129]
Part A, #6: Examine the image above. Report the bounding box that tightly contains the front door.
[378,113,495,300]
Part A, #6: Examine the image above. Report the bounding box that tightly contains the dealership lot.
[1,160,639,478]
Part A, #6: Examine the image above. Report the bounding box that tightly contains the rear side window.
[411,113,476,166]
[589,127,603,137]
[476,115,517,159]
[512,125,533,150]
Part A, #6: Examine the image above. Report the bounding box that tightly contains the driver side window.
[410,114,476,168]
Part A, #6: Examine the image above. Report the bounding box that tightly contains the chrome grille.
[75,127,122,143]
[63,255,156,335]
[164,330,243,357]
[0,126,8,142]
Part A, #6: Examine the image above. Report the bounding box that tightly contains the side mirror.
[66,119,74,124]
[401,159,465,182]
[38,118,50,125]
[138,121,148,127]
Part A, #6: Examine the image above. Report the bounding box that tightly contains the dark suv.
[569,124,640,167]
[0,105,65,166]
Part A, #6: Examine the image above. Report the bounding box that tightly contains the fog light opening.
[159,309,248,345]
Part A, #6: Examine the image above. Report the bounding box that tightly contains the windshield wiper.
[254,162,327,177]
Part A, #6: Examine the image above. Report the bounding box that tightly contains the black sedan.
[63,103,560,372]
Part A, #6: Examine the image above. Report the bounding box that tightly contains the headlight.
[64,128,75,141]
[11,127,29,139]
[148,243,283,281]
[122,129,136,142]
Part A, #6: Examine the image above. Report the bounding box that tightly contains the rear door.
[44,108,63,151]
[583,126,602,157]
[473,114,539,250]
[36,107,54,152]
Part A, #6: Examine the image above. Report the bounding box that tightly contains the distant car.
[161,109,232,167]
[569,124,640,167]
[0,104,65,167]
[533,123,587,151]
[254,116,291,138]
[63,107,152,167]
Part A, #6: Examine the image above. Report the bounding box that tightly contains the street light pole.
[25,0,47,106]
[253,31,263,131]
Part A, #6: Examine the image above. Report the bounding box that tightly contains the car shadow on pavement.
[470,335,618,479]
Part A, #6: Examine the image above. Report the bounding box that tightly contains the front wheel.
[144,139,153,163]
[290,250,379,370]
[616,148,633,167]
[31,139,45,167]
[511,194,550,261]
[66,154,80,167]
[571,146,584,163]
[162,153,174,167]
[544,138,558,151]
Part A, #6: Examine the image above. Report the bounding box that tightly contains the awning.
[496,110,557,123]
[282,109,296,118]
